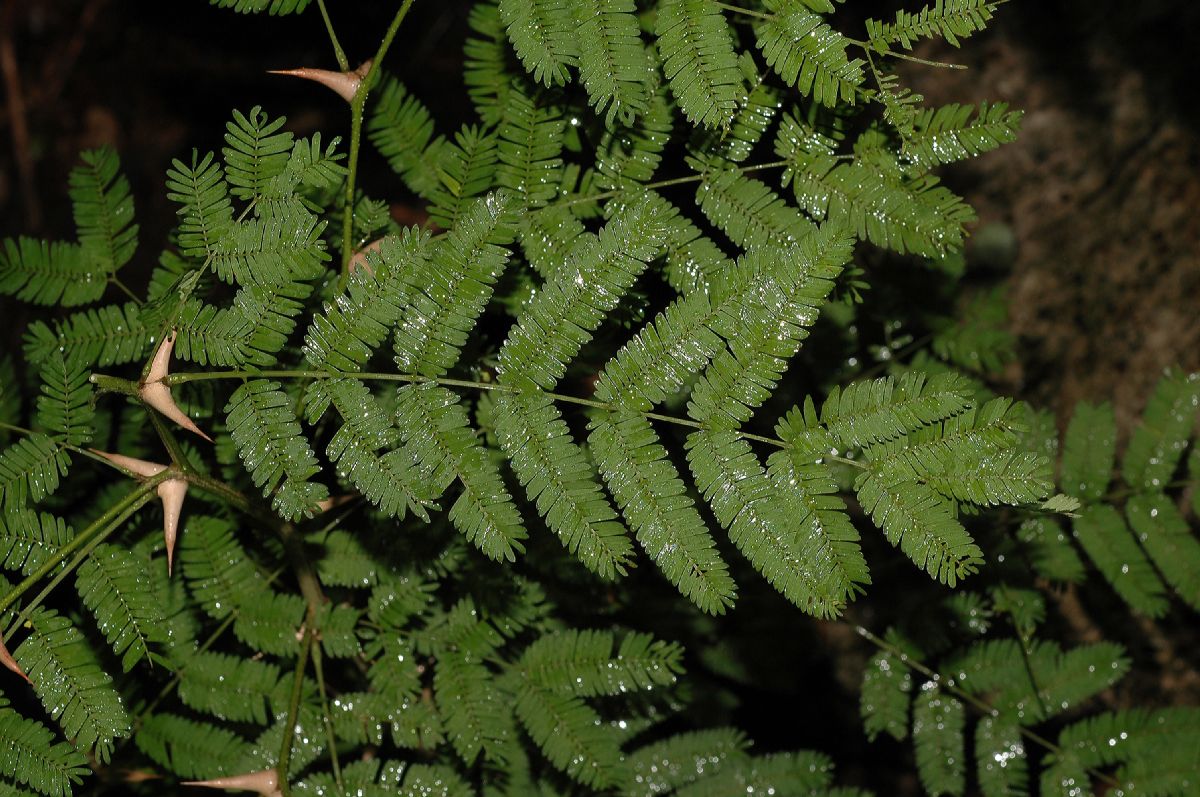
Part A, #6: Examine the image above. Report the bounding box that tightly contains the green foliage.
[75,544,166,671]
[14,608,131,762]
[0,709,89,797]
[866,0,1001,51]
[655,0,744,128]
[756,0,865,106]
[1,3,1195,797]
[225,379,329,520]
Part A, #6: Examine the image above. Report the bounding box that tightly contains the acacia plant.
[1,0,1199,795]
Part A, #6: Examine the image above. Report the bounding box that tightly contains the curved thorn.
[268,59,371,103]
[140,333,213,442]
[0,633,31,684]
[158,479,189,576]
[183,769,281,796]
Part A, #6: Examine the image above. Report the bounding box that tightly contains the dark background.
[2,1,1199,792]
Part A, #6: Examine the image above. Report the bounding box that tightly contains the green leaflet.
[820,372,974,448]
[394,382,527,562]
[498,191,667,390]
[224,379,329,520]
[588,410,736,614]
[856,471,982,585]
[69,148,138,279]
[655,0,744,128]
[860,651,912,741]
[512,683,622,787]
[176,651,284,725]
[492,391,633,578]
[1124,493,1200,611]
[0,709,90,797]
[697,168,816,249]
[1,149,135,307]
[1121,370,1200,492]
[310,378,438,521]
[427,125,500,229]
[34,350,94,448]
[393,192,516,378]
[912,687,966,797]
[866,0,1001,51]
[687,429,834,615]
[596,88,674,190]
[626,729,750,797]
[75,544,167,672]
[304,228,430,372]
[672,751,836,797]
[0,510,73,576]
[516,629,683,696]
[368,77,445,197]
[495,88,565,209]
[755,0,864,106]
[221,107,293,201]
[688,226,849,428]
[499,0,578,86]
[0,435,70,511]
[902,102,1024,170]
[1060,401,1117,503]
[135,714,253,781]
[569,0,650,125]
[974,716,1028,797]
[165,151,234,262]
[209,0,312,13]
[14,609,131,762]
[1073,504,1168,617]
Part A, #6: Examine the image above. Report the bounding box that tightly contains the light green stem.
[316,0,350,71]
[340,0,420,276]
[159,368,824,455]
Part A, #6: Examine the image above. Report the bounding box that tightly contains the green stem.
[0,476,165,619]
[109,275,143,305]
[561,160,790,209]
[159,368,812,452]
[713,2,773,20]
[0,422,137,476]
[854,624,1121,789]
[278,627,315,797]
[316,0,350,71]
[340,0,420,276]
[312,645,343,792]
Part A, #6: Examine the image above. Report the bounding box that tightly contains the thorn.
[158,478,189,576]
[347,237,386,276]
[91,450,168,478]
[269,59,371,103]
[0,632,31,684]
[91,449,188,576]
[183,769,281,796]
[315,494,355,513]
[140,333,213,442]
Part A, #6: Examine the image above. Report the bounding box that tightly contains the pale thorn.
[269,59,372,103]
[90,449,187,575]
[315,493,355,513]
[0,632,31,684]
[140,333,213,442]
[90,450,168,478]
[347,237,387,276]
[158,478,189,576]
[183,769,281,796]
